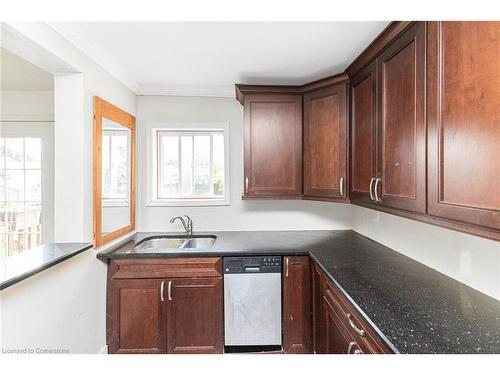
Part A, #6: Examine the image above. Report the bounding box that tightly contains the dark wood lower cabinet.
[282,256,313,353]
[166,278,223,354]
[107,278,166,354]
[312,261,393,354]
[107,258,223,354]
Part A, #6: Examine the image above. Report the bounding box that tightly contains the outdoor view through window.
[0,137,43,257]
[157,130,225,200]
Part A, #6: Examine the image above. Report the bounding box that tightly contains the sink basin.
[134,235,216,251]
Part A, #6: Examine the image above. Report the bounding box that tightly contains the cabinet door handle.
[369,178,375,201]
[339,177,344,196]
[160,281,165,302]
[348,341,364,354]
[347,313,365,337]
[285,258,289,278]
[245,177,249,194]
[167,280,173,301]
[374,178,382,202]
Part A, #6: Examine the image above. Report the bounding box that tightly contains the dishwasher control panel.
[224,256,282,274]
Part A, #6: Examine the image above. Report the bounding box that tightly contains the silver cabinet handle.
[285,258,289,278]
[348,341,364,354]
[160,281,165,302]
[245,177,249,194]
[347,313,365,337]
[167,280,173,301]
[369,178,375,201]
[374,178,382,202]
[339,177,344,196]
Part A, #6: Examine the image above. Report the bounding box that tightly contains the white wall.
[0,91,54,122]
[0,250,105,353]
[352,205,500,301]
[137,95,352,232]
[0,22,136,354]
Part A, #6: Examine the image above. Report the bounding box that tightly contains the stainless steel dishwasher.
[223,256,282,351]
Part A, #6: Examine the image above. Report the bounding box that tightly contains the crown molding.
[46,22,140,94]
[138,84,235,98]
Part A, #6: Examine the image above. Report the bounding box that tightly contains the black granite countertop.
[1,242,93,290]
[97,230,500,354]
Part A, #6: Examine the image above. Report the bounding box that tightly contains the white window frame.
[0,122,54,259]
[147,122,230,207]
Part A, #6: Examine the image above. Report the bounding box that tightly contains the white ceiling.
[0,47,54,91]
[50,22,389,97]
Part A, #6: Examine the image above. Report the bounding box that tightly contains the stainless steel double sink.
[134,235,217,252]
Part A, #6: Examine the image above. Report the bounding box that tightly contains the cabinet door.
[350,61,378,204]
[323,297,360,354]
[376,22,426,213]
[312,263,325,353]
[243,94,302,198]
[107,278,166,354]
[303,83,348,200]
[166,278,223,354]
[283,256,312,353]
[427,21,500,236]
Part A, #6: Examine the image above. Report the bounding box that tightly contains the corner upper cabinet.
[350,61,378,204]
[237,86,302,199]
[349,22,426,213]
[427,22,500,238]
[303,80,348,201]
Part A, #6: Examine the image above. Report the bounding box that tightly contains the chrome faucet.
[170,215,193,236]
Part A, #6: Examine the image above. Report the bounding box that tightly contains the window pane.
[213,134,224,196]
[7,232,24,256]
[0,138,5,169]
[181,136,193,196]
[25,202,42,234]
[110,133,128,198]
[6,138,24,169]
[25,138,41,169]
[25,170,42,201]
[26,232,42,251]
[0,203,5,233]
[160,135,179,197]
[194,135,211,196]
[6,202,25,233]
[102,134,111,198]
[0,170,5,203]
[6,170,24,201]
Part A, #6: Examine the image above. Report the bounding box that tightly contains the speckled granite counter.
[97,230,500,354]
[1,242,93,290]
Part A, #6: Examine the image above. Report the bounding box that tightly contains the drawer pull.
[348,341,364,354]
[160,281,165,302]
[347,313,365,337]
[374,178,382,202]
[339,177,344,196]
[285,258,289,278]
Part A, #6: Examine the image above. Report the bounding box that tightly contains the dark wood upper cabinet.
[303,81,348,201]
[427,21,500,238]
[376,22,426,213]
[283,256,312,353]
[243,94,303,199]
[107,278,166,354]
[350,22,426,213]
[350,61,377,204]
[166,278,223,354]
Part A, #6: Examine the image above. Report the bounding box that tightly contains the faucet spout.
[170,215,193,236]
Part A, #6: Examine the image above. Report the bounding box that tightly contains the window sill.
[147,198,230,207]
[0,242,93,291]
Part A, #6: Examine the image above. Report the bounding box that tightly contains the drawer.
[323,276,392,353]
[110,257,223,279]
